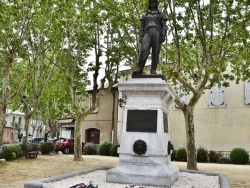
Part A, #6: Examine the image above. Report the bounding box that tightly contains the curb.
[180,169,230,188]
[24,166,112,188]
[24,167,230,188]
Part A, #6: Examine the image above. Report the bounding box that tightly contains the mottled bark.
[0,106,7,145]
[0,60,12,145]
[23,117,31,144]
[184,107,197,170]
[74,118,83,161]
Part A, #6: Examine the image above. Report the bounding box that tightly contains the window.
[88,96,99,113]
[210,84,225,106]
[18,117,22,125]
[244,81,250,105]
[12,117,15,124]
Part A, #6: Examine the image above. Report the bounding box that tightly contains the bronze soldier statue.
[133,0,167,75]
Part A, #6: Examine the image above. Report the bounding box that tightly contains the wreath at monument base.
[133,140,147,155]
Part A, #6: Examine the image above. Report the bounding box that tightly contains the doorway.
[86,128,100,144]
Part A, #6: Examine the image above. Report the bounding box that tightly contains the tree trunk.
[184,106,198,170]
[0,63,11,145]
[0,106,6,145]
[74,117,83,161]
[23,117,31,144]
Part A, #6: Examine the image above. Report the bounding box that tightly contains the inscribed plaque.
[127,110,157,132]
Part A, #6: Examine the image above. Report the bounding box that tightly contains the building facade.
[58,87,119,145]
[169,80,250,152]
[3,110,25,143]
[3,110,46,143]
[82,88,119,144]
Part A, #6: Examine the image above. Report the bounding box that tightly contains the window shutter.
[211,84,224,106]
[244,81,250,105]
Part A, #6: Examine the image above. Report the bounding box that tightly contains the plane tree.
[0,0,40,145]
[49,0,124,161]
[103,0,148,69]
[8,0,62,144]
[38,69,70,139]
[50,0,150,160]
[159,0,249,169]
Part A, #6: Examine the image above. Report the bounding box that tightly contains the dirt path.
[0,154,249,188]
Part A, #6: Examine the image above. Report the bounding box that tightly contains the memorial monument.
[106,0,179,187]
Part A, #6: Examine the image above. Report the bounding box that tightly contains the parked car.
[53,137,65,144]
[55,138,84,154]
[30,137,44,143]
[48,137,63,143]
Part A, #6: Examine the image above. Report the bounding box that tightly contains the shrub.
[197,146,208,163]
[99,142,112,156]
[170,150,176,161]
[209,150,221,163]
[32,144,41,151]
[176,147,187,162]
[0,146,20,161]
[40,142,55,154]
[217,157,231,164]
[19,143,27,157]
[110,144,119,157]
[23,143,40,151]
[19,143,27,151]
[83,143,99,155]
[230,148,249,165]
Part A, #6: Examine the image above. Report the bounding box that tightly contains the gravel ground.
[48,170,219,188]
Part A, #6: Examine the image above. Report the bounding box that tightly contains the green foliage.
[18,143,28,157]
[19,143,27,151]
[197,147,208,163]
[176,147,187,162]
[159,0,250,169]
[110,144,119,157]
[171,150,176,161]
[230,148,249,165]
[83,143,99,155]
[0,146,20,161]
[24,144,40,152]
[208,150,221,163]
[31,144,40,151]
[99,142,112,156]
[40,142,55,155]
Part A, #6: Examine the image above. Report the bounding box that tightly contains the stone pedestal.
[106,77,179,187]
